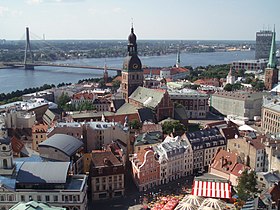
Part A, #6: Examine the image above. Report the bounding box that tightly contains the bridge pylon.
[23,27,34,70]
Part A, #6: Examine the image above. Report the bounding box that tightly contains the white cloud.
[112,7,123,14]
[0,6,22,17]
[26,0,43,5]
[0,6,9,16]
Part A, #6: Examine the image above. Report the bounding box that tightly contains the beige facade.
[32,124,48,151]
[90,151,125,200]
[227,137,265,172]
[86,122,129,153]
[211,91,265,120]
[261,101,280,134]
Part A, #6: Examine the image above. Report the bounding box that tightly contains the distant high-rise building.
[255,30,273,60]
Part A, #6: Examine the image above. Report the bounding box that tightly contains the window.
[37,195,41,201]
[0,195,4,201]
[21,195,25,201]
[45,195,50,202]
[54,195,58,202]
[96,178,100,183]
[8,195,13,201]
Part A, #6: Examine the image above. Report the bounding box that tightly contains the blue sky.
[0,0,279,40]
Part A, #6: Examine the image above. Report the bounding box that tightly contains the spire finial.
[131,18,134,29]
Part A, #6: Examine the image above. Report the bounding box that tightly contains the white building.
[153,136,193,185]
[0,161,88,210]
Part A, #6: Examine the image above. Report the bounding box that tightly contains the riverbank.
[0,50,254,94]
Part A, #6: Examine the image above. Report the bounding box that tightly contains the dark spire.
[127,23,137,56]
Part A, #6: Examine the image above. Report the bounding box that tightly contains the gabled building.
[154,136,193,184]
[130,148,160,191]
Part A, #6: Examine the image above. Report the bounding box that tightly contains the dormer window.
[2,146,6,151]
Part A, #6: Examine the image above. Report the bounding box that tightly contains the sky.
[0,0,279,40]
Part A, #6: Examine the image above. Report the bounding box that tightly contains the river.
[0,50,254,94]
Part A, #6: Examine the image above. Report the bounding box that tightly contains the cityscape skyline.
[0,0,280,40]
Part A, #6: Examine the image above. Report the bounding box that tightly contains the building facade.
[227,137,265,172]
[130,149,160,191]
[261,100,280,134]
[182,128,226,172]
[32,123,48,151]
[90,150,125,200]
[154,136,193,185]
[255,30,273,60]
[231,59,268,72]
[0,162,88,210]
[211,91,265,120]
[169,89,209,119]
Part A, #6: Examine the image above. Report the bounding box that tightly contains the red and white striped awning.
[191,180,231,199]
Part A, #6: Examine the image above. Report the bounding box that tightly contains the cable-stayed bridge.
[3,27,122,75]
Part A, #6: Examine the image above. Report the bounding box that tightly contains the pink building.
[130,148,160,191]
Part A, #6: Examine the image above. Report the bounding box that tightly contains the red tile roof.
[143,68,161,75]
[11,136,24,153]
[231,163,249,177]
[73,92,95,100]
[211,149,239,175]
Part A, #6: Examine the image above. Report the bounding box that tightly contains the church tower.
[176,48,181,68]
[265,26,279,90]
[226,67,235,85]
[121,25,143,102]
[0,137,15,176]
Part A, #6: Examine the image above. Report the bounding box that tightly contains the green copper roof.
[267,27,277,69]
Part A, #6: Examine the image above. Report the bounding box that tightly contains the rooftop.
[91,150,122,168]
[10,201,66,210]
[0,99,48,111]
[129,86,166,109]
[212,91,266,101]
[39,134,83,157]
[16,162,70,184]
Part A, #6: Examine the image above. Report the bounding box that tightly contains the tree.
[57,92,71,109]
[112,80,121,92]
[162,120,186,135]
[236,169,258,202]
[129,119,141,130]
[224,83,233,91]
